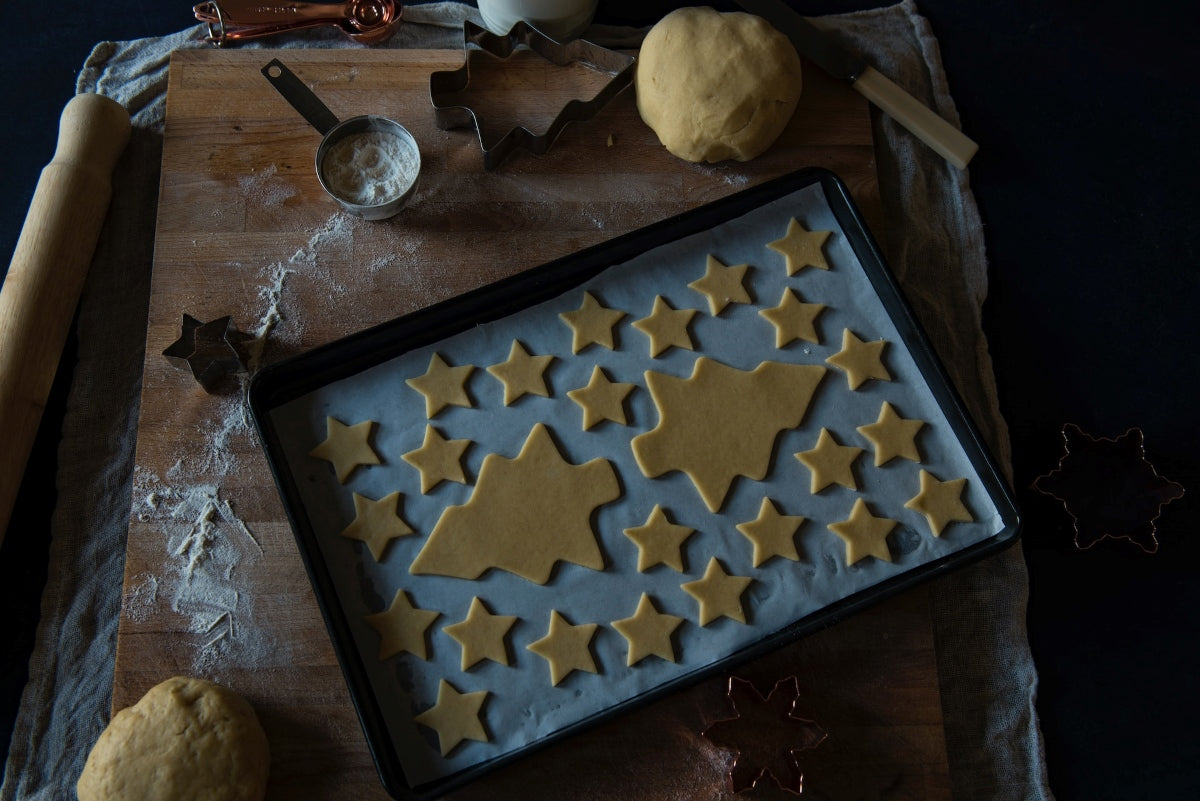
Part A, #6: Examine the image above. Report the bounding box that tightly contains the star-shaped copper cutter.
[162,314,253,393]
[1033,423,1184,553]
[702,676,827,795]
[429,20,636,170]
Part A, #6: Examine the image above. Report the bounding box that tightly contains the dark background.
[2,1,1197,799]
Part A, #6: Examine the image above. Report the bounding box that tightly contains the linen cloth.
[0,2,1052,798]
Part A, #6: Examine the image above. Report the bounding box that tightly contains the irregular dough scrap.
[632,357,826,512]
[77,676,269,801]
[635,7,803,162]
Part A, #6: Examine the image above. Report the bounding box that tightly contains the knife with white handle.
[735,0,978,169]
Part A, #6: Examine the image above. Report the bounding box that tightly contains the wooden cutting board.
[115,47,951,799]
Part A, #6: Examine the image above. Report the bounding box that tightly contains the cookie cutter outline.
[429,20,636,170]
[163,313,253,393]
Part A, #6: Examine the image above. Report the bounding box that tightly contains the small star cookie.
[486,340,554,406]
[632,295,697,357]
[309,416,381,484]
[526,610,599,686]
[364,589,440,661]
[402,425,471,493]
[681,557,753,626]
[795,428,863,493]
[340,491,413,562]
[759,287,825,348]
[905,469,973,537]
[623,504,694,572]
[413,680,489,756]
[826,329,891,390]
[688,254,751,315]
[767,218,832,275]
[406,353,474,418]
[559,291,626,354]
[612,593,684,666]
[567,366,635,430]
[828,499,896,565]
[443,597,518,670]
[857,401,924,466]
[736,497,805,567]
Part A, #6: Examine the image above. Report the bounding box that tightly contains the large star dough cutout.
[632,295,698,357]
[828,498,896,565]
[309,416,381,484]
[567,366,635,430]
[795,428,863,493]
[767,217,832,275]
[857,401,925,466]
[1033,424,1184,553]
[486,340,554,406]
[759,287,825,348]
[406,352,475,418]
[681,557,754,626]
[737,497,806,567]
[363,589,440,660]
[632,357,826,512]
[905,469,973,537]
[612,593,684,666]
[413,680,490,756]
[688,254,752,315]
[409,423,620,584]
[826,329,891,390]
[526,610,599,686]
[623,504,695,572]
[559,291,626,354]
[340,491,413,562]
[402,425,471,493]
[443,597,518,670]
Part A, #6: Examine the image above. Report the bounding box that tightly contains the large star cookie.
[736,497,805,567]
[402,425,471,493]
[486,340,554,406]
[612,593,684,666]
[309,416,381,484]
[559,291,625,354]
[443,597,518,670]
[406,353,475,417]
[828,499,896,565]
[409,423,620,584]
[681,557,753,626]
[688,254,751,315]
[632,357,826,512]
[340,491,413,562]
[905,469,973,537]
[767,218,832,275]
[526,610,599,686]
[413,680,489,756]
[623,504,694,572]
[364,589,440,660]
[632,295,697,357]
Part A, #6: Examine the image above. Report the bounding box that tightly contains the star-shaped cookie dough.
[826,329,891,390]
[736,497,805,567]
[559,291,626,354]
[759,287,825,348]
[567,366,635,430]
[486,340,554,406]
[623,504,694,572]
[857,401,925,466]
[681,557,754,626]
[402,425,471,493]
[632,296,697,357]
[443,597,518,670]
[767,218,832,275]
[363,589,440,661]
[688,254,751,315]
[406,352,475,418]
[413,679,489,756]
[526,610,599,686]
[795,428,863,493]
[828,498,896,565]
[309,416,381,484]
[905,469,973,537]
[340,491,413,562]
[612,593,684,666]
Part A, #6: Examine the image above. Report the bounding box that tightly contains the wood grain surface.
[115,48,949,799]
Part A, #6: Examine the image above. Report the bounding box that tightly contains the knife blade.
[735,0,978,169]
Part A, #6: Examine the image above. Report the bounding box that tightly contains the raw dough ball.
[635,7,803,163]
[77,676,270,801]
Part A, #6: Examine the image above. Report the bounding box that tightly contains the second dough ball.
[635,7,803,163]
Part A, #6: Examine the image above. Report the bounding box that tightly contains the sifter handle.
[0,92,130,545]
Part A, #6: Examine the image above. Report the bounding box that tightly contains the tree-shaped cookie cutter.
[429,20,636,170]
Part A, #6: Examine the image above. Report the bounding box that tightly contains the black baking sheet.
[249,167,1020,799]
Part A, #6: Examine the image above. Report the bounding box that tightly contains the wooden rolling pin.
[0,93,130,546]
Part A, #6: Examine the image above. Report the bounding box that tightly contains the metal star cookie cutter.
[163,314,253,393]
[429,20,636,170]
